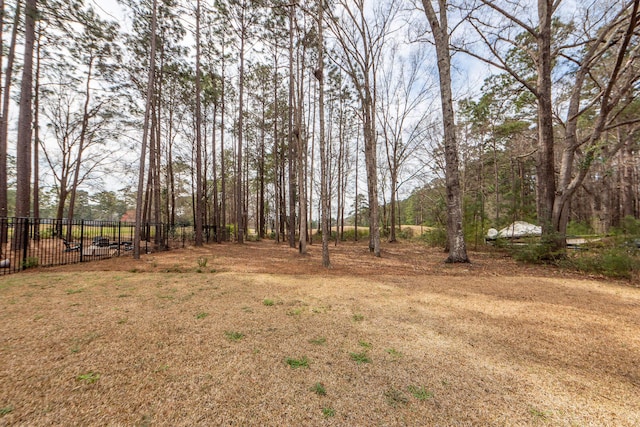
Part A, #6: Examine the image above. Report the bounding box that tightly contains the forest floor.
[0,240,638,426]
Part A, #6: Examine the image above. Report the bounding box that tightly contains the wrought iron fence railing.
[0,217,227,275]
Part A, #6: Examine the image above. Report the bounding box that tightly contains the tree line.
[2,0,639,265]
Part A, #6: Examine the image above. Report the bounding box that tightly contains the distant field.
[0,241,638,425]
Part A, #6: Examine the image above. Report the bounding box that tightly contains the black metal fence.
[0,217,227,275]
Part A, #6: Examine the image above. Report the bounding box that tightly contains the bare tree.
[420,0,470,262]
[378,44,434,242]
[326,0,398,257]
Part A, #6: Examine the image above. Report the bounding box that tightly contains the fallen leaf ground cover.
[0,240,638,425]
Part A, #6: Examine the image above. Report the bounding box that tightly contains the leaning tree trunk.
[67,55,95,240]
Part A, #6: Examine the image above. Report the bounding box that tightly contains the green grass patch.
[76,371,100,384]
[224,331,244,341]
[352,313,364,322]
[196,312,209,320]
[0,406,13,416]
[407,385,433,400]
[529,407,553,421]
[322,407,335,418]
[262,299,275,306]
[358,340,372,349]
[66,288,84,295]
[286,356,309,369]
[310,382,326,396]
[349,351,371,364]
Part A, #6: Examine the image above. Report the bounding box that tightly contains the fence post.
[21,218,29,270]
[80,219,85,263]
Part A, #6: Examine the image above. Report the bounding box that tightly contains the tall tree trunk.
[153,70,162,246]
[212,102,220,242]
[273,50,280,243]
[621,128,635,218]
[0,0,4,218]
[134,0,157,259]
[389,169,397,242]
[318,0,330,268]
[259,99,266,239]
[236,17,246,244]
[33,20,42,227]
[0,0,19,224]
[363,99,380,256]
[536,0,556,242]
[354,132,359,241]
[165,84,175,229]
[16,0,36,221]
[220,42,227,241]
[296,22,307,254]
[167,118,176,228]
[308,71,315,245]
[336,100,344,245]
[194,0,204,246]
[422,0,469,263]
[288,4,296,248]
[289,6,308,254]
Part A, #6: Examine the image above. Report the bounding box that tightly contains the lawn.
[0,241,638,425]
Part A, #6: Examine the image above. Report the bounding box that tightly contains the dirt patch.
[0,240,638,425]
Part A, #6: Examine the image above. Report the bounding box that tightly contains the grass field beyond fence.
[0,217,227,275]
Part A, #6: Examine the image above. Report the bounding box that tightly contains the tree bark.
[421,0,469,263]
[318,0,330,268]
[0,0,20,224]
[33,23,42,227]
[236,9,246,244]
[16,0,36,221]
[134,0,157,259]
[288,5,297,248]
[194,0,204,246]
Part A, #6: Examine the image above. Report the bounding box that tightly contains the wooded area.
[1,0,639,264]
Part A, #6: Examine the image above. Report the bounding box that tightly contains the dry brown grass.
[0,240,639,426]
